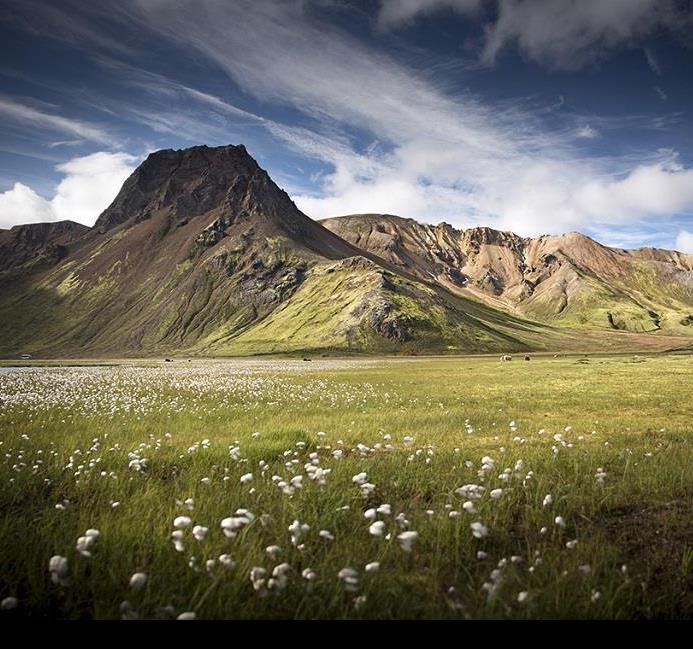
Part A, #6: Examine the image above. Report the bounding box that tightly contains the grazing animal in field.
[500,354,512,362]
[524,355,531,361]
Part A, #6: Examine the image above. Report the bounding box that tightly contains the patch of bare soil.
[596,500,693,618]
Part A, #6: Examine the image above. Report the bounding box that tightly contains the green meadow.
[0,354,691,619]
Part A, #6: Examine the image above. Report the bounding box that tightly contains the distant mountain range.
[1,144,691,357]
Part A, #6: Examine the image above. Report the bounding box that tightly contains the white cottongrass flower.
[591,590,602,602]
[288,519,310,546]
[395,512,410,529]
[173,516,192,528]
[218,554,235,569]
[1,597,18,610]
[176,611,196,620]
[476,551,488,560]
[462,501,477,514]
[352,472,368,485]
[171,530,185,552]
[365,562,380,573]
[470,522,488,539]
[539,526,548,535]
[337,567,359,592]
[192,525,209,541]
[455,484,485,500]
[578,564,592,574]
[120,600,139,620]
[489,488,503,500]
[268,563,292,591]
[220,510,255,538]
[517,591,529,603]
[555,516,566,528]
[543,494,553,507]
[376,504,392,516]
[49,555,69,586]
[129,572,147,590]
[364,508,377,520]
[369,521,386,537]
[240,473,253,484]
[302,568,317,582]
[449,511,460,519]
[200,477,211,485]
[249,567,267,594]
[566,539,578,550]
[397,531,418,552]
[266,545,281,560]
[360,482,376,497]
[319,530,335,541]
[76,529,100,557]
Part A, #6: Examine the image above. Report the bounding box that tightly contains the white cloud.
[675,229,693,253]
[378,0,689,70]
[377,0,482,30]
[482,0,683,68]
[116,0,693,240]
[0,96,114,146]
[0,183,56,229]
[6,0,692,245]
[482,0,677,69]
[0,152,137,229]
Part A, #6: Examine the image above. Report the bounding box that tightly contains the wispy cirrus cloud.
[0,95,115,146]
[644,48,662,76]
[2,0,692,249]
[110,0,693,244]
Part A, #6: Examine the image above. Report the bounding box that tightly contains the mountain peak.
[93,144,268,233]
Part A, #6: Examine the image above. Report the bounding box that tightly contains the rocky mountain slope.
[321,214,693,336]
[0,220,90,273]
[0,145,554,356]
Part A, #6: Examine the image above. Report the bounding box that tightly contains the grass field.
[0,354,691,619]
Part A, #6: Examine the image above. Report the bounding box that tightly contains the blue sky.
[1,0,693,252]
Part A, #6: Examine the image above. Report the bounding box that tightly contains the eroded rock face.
[321,213,693,332]
[0,221,89,273]
[95,145,284,233]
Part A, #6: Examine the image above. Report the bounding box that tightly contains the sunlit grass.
[0,354,691,619]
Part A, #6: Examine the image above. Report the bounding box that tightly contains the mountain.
[321,214,693,336]
[0,220,90,273]
[0,145,555,357]
[1,146,690,358]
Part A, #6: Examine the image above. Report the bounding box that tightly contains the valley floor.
[0,355,691,619]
